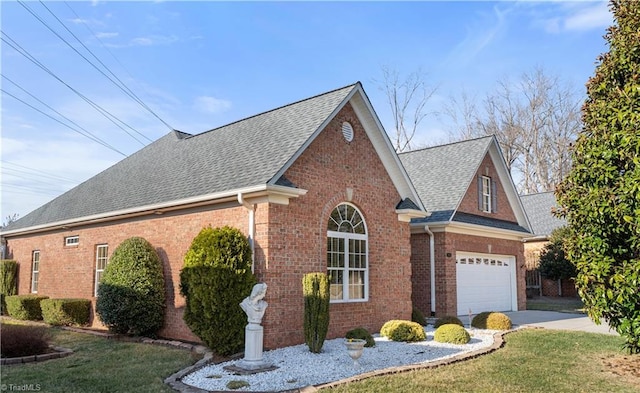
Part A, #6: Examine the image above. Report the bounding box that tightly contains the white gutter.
[237,193,256,273]
[1,184,307,237]
[425,225,436,315]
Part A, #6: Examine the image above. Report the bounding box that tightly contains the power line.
[34,0,173,131]
[1,31,147,146]
[15,1,154,143]
[2,75,127,156]
[1,88,127,157]
[1,160,81,183]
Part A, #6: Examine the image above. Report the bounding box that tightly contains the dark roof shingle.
[5,84,357,231]
[520,191,566,237]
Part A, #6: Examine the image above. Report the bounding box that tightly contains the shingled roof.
[399,136,530,233]
[4,82,426,234]
[520,191,566,237]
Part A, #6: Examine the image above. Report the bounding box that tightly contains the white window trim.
[31,250,40,293]
[327,203,369,303]
[94,244,108,297]
[65,235,79,247]
[481,176,492,213]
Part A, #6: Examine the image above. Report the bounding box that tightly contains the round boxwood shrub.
[434,315,464,329]
[96,237,165,336]
[471,311,512,330]
[434,324,471,344]
[380,319,426,342]
[345,327,375,347]
[180,226,256,356]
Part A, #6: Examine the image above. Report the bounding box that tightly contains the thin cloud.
[533,1,611,34]
[443,4,512,68]
[564,2,611,31]
[194,96,232,114]
[95,32,119,39]
[105,35,179,48]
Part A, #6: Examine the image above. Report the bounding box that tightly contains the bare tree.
[443,67,581,194]
[2,213,19,228]
[375,66,437,152]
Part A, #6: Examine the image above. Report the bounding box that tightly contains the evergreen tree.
[556,0,640,353]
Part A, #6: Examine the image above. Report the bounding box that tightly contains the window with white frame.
[31,250,40,293]
[94,245,108,297]
[481,176,492,213]
[65,236,79,246]
[327,203,368,302]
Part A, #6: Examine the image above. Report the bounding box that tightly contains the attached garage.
[456,252,518,315]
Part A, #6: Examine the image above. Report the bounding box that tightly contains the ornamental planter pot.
[344,339,366,368]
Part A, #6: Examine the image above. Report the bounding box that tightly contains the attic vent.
[341,122,354,142]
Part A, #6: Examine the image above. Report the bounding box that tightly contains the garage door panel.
[456,253,515,315]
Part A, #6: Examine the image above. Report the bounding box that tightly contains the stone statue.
[240,282,268,324]
[226,282,275,373]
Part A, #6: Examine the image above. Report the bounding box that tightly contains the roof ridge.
[186,82,359,140]
[520,190,556,198]
[399,134,494,155]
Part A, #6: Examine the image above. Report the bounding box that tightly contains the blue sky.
[1,0,611,221]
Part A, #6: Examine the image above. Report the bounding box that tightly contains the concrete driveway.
[503,310,618,335]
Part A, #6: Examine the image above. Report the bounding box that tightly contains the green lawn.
[526,296,585,313]
[326,329,637,393]
[3,325,637,393]
[1,327,201,393]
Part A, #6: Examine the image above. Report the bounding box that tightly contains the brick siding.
[6,102,413,349]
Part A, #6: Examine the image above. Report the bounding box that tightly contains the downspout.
[425,225,436,316]
[237,193,255,273]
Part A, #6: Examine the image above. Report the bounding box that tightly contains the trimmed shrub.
[0,259,18,315]
[303,272,330,353]
[96,237,165,336]
[380,320,426,342]
[180,226,256,356]
[1,323,51,358]
[41,298,91,326]
[5,295,49,320]
[345,327,375,348]
[411,307,427,326]
[434,324,471,344]
[471,311,512,330]
[434,315,464,329]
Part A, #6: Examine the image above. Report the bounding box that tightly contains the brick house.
[1,83,530,349]
[520,192,576,297]
[400,137,531,317]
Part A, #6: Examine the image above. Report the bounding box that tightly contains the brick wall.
[410,230,526,318]
[6,101,413,350]
[258,102,412,349]
[8,204,249,343]
[457,154,518,223]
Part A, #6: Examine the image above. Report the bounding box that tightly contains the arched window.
[327,203,368,302]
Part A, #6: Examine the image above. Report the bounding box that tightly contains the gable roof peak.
[399,134,494,156]
[191,82,360,139]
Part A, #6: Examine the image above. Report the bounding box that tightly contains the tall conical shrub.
[1,260,19,315]
[303,272,330,353]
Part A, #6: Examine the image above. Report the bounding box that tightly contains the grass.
[526,296,585,313]
[326,329,638,393]
[1,326,201,393]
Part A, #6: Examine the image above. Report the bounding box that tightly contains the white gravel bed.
[182,327,497,392]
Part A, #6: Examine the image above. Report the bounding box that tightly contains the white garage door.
[456,252,517,315]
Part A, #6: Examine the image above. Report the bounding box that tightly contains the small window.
[95,245,108,297]
[31,250,40,293]
[481,176,491,213]
[65,236,79,247]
